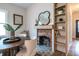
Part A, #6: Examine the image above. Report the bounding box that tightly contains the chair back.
[24,39,37,55]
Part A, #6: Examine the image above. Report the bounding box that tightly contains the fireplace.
[36,29,52,55]
[37,29,52,47]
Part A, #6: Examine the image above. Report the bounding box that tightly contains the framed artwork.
[13,14,23,25]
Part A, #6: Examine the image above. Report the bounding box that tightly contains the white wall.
[0,3,26,36]
[25,3,54,52]
[72,12,79,38]
[67,4,72,54]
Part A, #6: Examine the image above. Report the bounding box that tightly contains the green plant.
[3,24,22,32]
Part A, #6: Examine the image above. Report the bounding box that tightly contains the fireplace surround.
[36,29,52,55]
[37,29,52,47]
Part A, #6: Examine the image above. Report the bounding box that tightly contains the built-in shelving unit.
[54,3,67,55]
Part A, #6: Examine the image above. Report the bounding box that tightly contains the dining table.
[0,37,24,56]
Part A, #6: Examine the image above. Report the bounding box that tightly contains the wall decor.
[13,14,23,25]
[38,11,50,25]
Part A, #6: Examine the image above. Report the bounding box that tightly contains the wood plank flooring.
[67,40,79,56]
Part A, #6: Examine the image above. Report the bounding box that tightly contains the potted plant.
[4,24,22,39]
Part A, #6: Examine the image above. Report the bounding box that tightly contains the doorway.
[76,20,79,38]
[67,4,79,56]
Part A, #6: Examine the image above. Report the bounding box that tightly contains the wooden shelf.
[55,13,65,16]
[56,35,66,38]
[54,50,66,55]
[54,3,67,54]
[56,41,66,46]
[56,46,66,53]
[55,29,65,31]
[55,5,66,10]
[56,43,66,53]
[57,38,66,43]
[55,21,65,24]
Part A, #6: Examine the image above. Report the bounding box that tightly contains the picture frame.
[13,14,23,25]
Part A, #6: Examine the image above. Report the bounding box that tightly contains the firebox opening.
[38,36,50,47]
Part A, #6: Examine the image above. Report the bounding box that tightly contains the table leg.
[1,46,21,56]
[2,49,10,56]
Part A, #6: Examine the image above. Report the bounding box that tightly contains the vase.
[10,31,15,39]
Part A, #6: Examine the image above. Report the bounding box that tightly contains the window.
[0,11,6,36]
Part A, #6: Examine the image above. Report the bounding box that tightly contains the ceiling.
[70,3,79,13]
[12,3,34,9]
[13,3,79,11]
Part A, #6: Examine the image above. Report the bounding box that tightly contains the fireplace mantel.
[36,25,53,29]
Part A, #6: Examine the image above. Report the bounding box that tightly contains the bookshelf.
[54,3,67,55]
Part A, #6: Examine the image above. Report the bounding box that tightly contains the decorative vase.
[10,31,15,39]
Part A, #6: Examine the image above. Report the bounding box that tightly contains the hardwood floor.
[68,39,79,56]
[53,39,79,56]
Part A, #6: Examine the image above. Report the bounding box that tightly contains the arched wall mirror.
[36,11,50,26]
